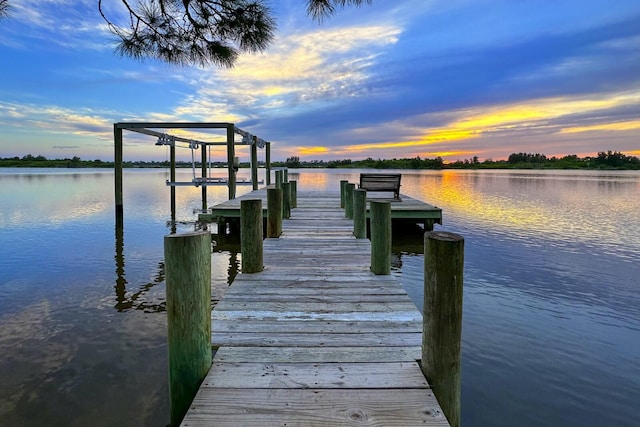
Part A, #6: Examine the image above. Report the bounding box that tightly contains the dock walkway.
[182,191,449,426]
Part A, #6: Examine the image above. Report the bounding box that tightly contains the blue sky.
[1,0,639,162]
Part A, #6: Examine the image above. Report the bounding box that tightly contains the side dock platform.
[198,187,443,231]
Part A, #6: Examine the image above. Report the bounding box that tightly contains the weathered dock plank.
[181,190,449,427]
[204,361,429,388]
[181,389,447,427]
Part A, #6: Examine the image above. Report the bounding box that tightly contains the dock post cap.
[425,231,464,242]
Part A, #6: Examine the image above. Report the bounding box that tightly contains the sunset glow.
[0,1,638,161]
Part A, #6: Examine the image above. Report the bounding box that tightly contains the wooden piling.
[281,182,291,219]
[251,136,259,191]
[370,200,391,275]
[114,124,123,214]
[290,180,297,208]
[267,188,282,238]
[275,170,283,189]
[422,231,464,427]
[345,183,355,219]
[353,189,367,239]
[340,180,348,208]
[241,199,264,273]
[265,142,271,186]
[201,143,207,210]
[164,230,212,427]
[226,124,236,200]
[283,168,288,183]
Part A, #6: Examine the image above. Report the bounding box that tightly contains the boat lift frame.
[113,122,272,218]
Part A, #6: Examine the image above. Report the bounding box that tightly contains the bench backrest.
[359,174,401,198]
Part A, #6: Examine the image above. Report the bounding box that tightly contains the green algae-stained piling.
[240,199,263,274]
[353,188,367,239]
[290,180,297,208]
[184,190,450,427]
[266,187,282,238]
[164,230,212,427]
[281,182,291,219]
[423,231,464,427]
[370,200,392,275]
[345,182,355,219]
[340,179,348,208]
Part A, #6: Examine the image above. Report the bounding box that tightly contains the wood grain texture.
[181,389,448,427]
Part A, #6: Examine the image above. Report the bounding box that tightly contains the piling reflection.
[115,211,127,310]
[114,212,239,312]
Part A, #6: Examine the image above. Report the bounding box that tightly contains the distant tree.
[594,150,639,168]
[285,156,301,168]
[508,152,547,164]
[98,0,371,66]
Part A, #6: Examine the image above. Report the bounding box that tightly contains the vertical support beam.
[353,189,367,239]
[267,187,282,238]
[283,168,288,183]
[201,143,207,211]
[290,180,297,209]
[422,231,464,427]
[345,183,355,219]
[241,199,263,273]
[164,230,212,427]
[275,170,283,189]
[340,180,348,209]
[425,219,435,232]
[265,142,271,186]
[281,182,291,219]
[251,136,259,190]
[226,124,236,200]
[114,124,123,214]
[170,143,176,234]
[370,200,391,275]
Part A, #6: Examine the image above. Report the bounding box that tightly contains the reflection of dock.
[199,188,443,230]
[182,191,449,426]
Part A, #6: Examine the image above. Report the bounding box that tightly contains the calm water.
[0,168,638,426]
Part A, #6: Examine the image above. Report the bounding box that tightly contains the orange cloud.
[338,90,640,158]
[297,146,329,156]
[559,120,640,134]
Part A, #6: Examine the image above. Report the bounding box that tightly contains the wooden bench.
[359,173,401,200]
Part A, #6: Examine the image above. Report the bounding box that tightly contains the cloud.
[2,0,639,162]
[170,24,402,123]
[282,88,640,160]
[0,101,114,140]
[1,0,113,50]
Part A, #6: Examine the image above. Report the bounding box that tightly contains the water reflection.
[114,214,240,313]
[114,211,167,313]
[2,168,639,427]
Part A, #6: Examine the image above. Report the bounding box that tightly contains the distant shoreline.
[1,151,639,170]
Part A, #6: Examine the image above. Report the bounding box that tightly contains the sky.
[0,0,639,163]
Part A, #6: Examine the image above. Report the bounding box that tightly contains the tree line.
[446,151,640,169]
[2,151,638,170]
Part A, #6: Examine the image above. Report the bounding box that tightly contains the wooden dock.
[181,191,449,426]
[198,188,443,230]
